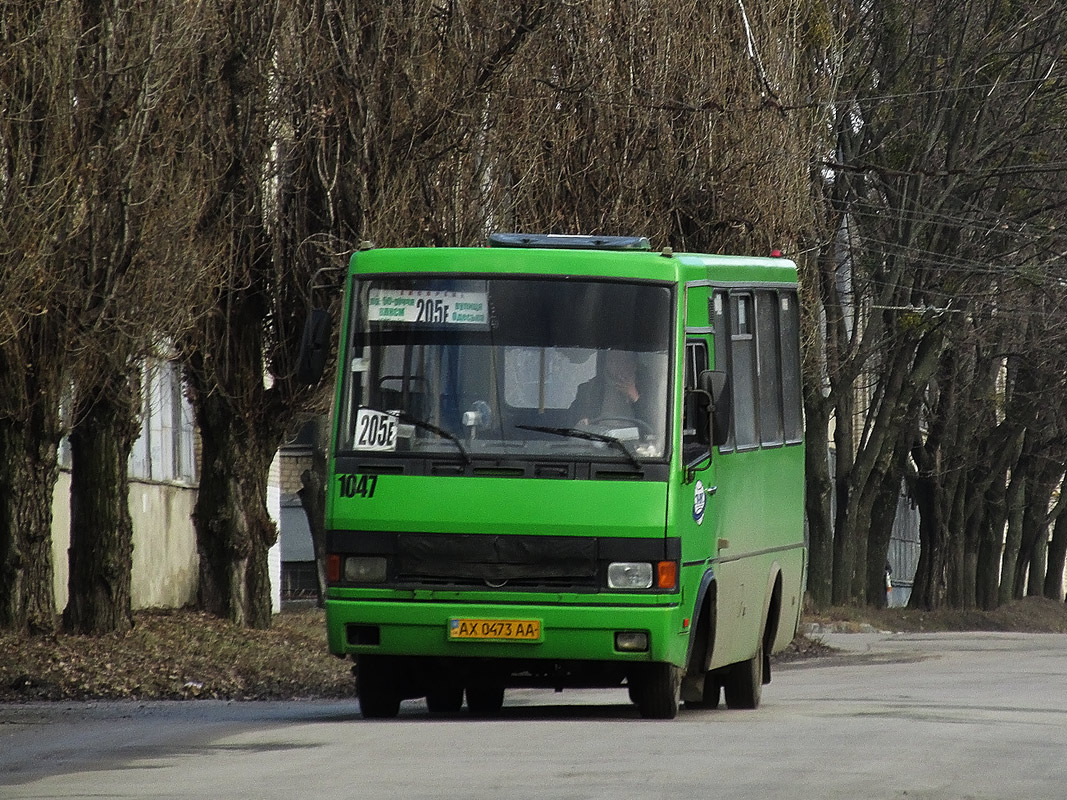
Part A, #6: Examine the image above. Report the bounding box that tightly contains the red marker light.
[770,249,783,258]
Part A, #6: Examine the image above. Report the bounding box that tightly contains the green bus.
[312,233,805,719]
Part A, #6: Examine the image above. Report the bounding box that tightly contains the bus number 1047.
[338,473,377,499]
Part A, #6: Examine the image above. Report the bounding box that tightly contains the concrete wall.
[268,452,282,613]
[50,472,200,612]
[49,455,285,615]
[128,481,200,609]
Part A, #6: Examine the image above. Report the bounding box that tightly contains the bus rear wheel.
[356,655,401,719]
[633,663,681,719]
[684,672,721,710]
[465,683,505,715]
[723,640,763,710]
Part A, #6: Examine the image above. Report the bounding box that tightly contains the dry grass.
[804,596,1067,634]
[0,607,355,702]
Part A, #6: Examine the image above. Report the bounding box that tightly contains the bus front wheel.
[426,679,464,713]
[633,663,681,719]
[466,683,505,715]
[356,655,401,719]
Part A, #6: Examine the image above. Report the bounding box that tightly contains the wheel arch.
[684,568,717,675]
[759,567,785,685]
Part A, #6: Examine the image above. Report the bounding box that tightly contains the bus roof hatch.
[488,232,652,251]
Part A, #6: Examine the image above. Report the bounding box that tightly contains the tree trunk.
[976,423,1023,609]
[975,513,1001,610]
[192,390,280,629]
[1044,511,1067,601]
[909,468,947,610]
[830,417,855,605]
[999,470,1026,605]
[865,471,900,608]
[1027,535,1048,598]
[959,479,985,610]
[63,369,140,634]
[0,420,60,634]
[802,397,833,606]
[0,340,63,634]
[943,467,969,607]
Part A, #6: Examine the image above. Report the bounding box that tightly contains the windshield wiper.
[515,424,642,470]
[386,410,472,466]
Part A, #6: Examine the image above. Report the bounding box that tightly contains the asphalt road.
[2,631,1066,800]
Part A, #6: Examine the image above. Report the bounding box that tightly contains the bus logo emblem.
[693,481,707,525]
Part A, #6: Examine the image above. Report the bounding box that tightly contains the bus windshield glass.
[338,277,673,462]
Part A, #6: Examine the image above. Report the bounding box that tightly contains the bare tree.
[0,2,81,633]
[177,0,288,629]
[482,0,826,254]
[808,0,1067,608]
[57,0,224,634]
[181,0,560,626]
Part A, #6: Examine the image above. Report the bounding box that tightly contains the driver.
[571,350,646,427]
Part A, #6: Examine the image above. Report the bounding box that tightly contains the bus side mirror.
[295,308,332,385]
[699,369,731,446]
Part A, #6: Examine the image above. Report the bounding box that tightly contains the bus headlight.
[344,556,388,583]
[607,562,653,589]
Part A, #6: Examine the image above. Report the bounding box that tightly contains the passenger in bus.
[571,350,648,427]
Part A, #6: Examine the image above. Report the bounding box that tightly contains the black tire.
[723,640,763,710]
[635,663,681,719]
[426,681,464,713]
[356,655,401,719]
[684,672,721,710]
[465,683,505,716]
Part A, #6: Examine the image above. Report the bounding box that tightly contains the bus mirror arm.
[699,369,732,447]
[295,308,332,385]
[684,388,714,485]
[295,264,346,385]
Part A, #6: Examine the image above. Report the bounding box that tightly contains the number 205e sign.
[368,289,489,327]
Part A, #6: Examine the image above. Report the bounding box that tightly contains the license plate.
[448,618,542,641]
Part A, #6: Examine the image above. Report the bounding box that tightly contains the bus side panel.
[708,442,805,669]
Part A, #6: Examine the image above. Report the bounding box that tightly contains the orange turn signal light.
[326,554,341,583]
[656,560,678,590]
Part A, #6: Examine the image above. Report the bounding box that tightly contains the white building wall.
[128,481,199,608]
[48,358,283,614]
[268,452,282,613]
[50,474,199,611]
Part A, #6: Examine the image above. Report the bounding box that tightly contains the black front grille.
[393,533,598,590]
[393,574,598,591]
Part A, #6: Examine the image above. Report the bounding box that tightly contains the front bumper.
[325,597,687,665]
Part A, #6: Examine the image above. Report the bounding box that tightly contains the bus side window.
[712,291,734,451]
[683,340,710,464]
[730,293,759,450]
[756,291,784,446]
[780,292,803,442]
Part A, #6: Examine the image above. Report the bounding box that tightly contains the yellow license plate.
[448,618,542,641]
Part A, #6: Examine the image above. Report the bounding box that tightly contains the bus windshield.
[338,277,673,462]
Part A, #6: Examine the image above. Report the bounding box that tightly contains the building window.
[130,360,197,483]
